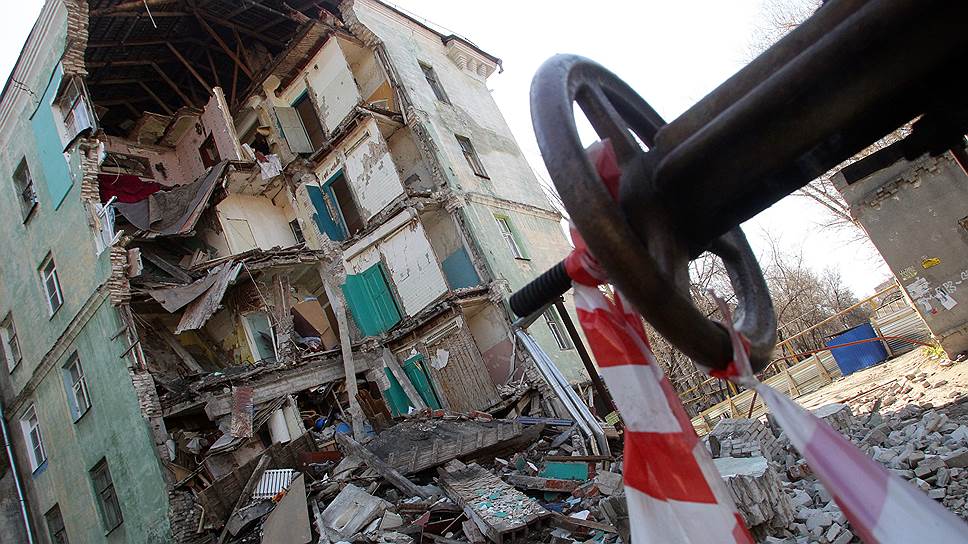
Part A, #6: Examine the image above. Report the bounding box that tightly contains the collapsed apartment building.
[0,1,593,542]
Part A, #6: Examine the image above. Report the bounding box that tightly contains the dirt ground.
[794,348,968,417]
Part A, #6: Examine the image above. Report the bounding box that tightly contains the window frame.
[12,158,38,222]
[20,405,46,472]
[1,313,22,372]
[493,214,526,260]
[90,459,123,532]
[455,135,488,178]
[544,308,574,350]
[39,254,64,317]
[64,353,92,421]
[420,62,450,105]
[45,503,69,544]
[292,91,326,153]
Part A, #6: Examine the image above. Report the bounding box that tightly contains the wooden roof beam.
[151,62,196,107]
[167,42,213,93]
[196,10,286,48]
[138,81,175,116]
[195,13,255,79]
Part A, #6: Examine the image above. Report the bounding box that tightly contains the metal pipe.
[0,400,36,544]
[651,0,968,249]
[553,300,619,419]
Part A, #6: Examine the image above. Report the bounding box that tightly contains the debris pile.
[188,406,627,543]
[721,379,968,542]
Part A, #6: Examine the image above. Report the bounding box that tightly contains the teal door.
[342,263,401,336]
[307,184,346,242]
[402,354,441,409]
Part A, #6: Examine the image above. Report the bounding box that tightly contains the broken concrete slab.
[319,483,391,541]
[261,473,311,544]
[438,460,550,544]
[714,456,795,535]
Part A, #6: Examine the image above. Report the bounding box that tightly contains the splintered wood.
[367,418,527,475]
[438,460,550,544]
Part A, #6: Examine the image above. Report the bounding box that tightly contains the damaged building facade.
[832,144,968,359]
[0,1,585,542]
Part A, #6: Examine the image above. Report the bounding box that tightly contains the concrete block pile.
[718,393,968,543]
[708,418,784,463]
[714,456,795,537]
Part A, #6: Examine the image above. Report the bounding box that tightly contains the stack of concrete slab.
[714,456,795,534]
[812,403,854,434]
[708,418,784,463]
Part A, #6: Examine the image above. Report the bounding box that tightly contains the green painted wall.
[0,4,172,542]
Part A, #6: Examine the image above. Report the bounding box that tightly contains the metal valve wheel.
[516,54,777,372]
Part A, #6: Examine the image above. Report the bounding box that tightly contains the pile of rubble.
[213,409,627,543]
[198,351,968,544]
[705,385,968,543]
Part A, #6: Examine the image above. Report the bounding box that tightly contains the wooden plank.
[323,277,365,441]
[335,433,433,499]
[151,62,195,107]
[137,81,174,115]
[505,474,580,493]
[217,455,270,543]
[382,348,427,411]
[438,461,549,544]
[194,12,255,78]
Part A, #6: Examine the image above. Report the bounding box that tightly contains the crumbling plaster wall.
[215,193,297,254]
[344,210,448,317]
[834,152,968,357]
[466,303,515,386]
[345,0,588,381]
[270,38,360,135]
[313,117,406,222]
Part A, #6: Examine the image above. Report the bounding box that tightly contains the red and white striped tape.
[564,140,968,542]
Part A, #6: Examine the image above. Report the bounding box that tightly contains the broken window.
[494,214,526,259]
[243,312,277,363]
[294,93,326,152]
[456,135,488,178]
[199,134,221,169]
[63,353,92,421]
[93,201,117,256]
[544,308,573,350]
[289,219,306,244]
[20,405,46,472]
[57,76,95,142]
[40,254,64,316]
[12,159,37,221]
[1,313,22,372]
[91,459,123,532]
[420,63,450,104]
[45,504,68,544]
[307,172,364,242]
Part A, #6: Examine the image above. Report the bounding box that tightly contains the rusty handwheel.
[511,55,776,372]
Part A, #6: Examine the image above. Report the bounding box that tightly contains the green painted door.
[402,354,441,409]
[342,263,401,336]
[307,184,346,242]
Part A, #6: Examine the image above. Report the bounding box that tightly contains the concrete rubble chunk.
[319,483,391,541]
[714,456,795,535]
[708,418,784,463]
[811,403,854,433]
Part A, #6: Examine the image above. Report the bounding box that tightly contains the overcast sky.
[0,0,891,296]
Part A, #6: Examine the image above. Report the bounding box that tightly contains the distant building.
[832,144,968,359]
[0,1,584,541]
